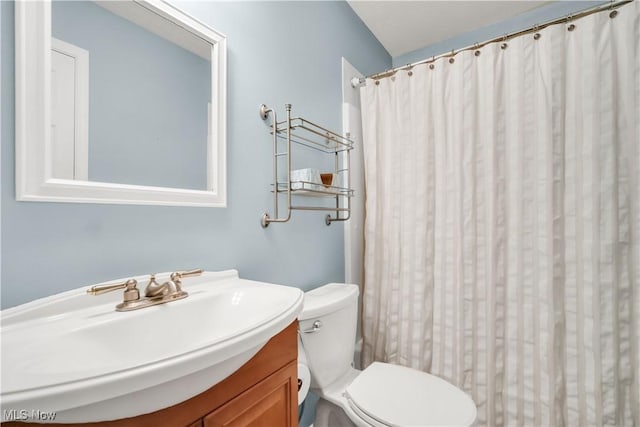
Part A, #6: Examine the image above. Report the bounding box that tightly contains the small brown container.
[320,173,333,187]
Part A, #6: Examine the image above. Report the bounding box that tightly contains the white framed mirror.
[15,0,227,207]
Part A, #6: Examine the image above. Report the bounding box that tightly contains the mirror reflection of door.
[51,38,89,181]
[51,1,212,191]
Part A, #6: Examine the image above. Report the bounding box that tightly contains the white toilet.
[298,283,477,427]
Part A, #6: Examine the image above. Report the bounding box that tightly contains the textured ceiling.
[347,1,549,57]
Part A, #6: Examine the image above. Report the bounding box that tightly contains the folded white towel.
[290,168,325,191]
[290,168,321,184]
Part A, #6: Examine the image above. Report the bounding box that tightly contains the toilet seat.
[344,362,477,427]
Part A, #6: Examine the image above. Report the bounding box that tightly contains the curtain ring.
[448,49,455,64]
[406,64,413,76]
[501,34,508,50]
[474,43,481,56]
[533,25,541,40]
[567,15,576,31]
[607,0,617,19]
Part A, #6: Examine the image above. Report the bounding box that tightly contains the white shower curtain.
[360,2,639,426]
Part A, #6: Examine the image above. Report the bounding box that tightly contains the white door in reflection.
[51,38,88,181]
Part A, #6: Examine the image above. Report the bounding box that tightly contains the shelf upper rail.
[272,117,353,153]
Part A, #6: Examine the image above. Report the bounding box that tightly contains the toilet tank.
[299,283,359,390]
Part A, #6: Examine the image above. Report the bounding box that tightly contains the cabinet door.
[203,361,297,427]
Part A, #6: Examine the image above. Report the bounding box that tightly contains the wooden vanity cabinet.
[203,361,296,427]
[4,321,299,427]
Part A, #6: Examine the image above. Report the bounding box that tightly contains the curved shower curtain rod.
[351,0,634,88]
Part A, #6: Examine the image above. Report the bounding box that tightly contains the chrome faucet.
[86,269,203,311]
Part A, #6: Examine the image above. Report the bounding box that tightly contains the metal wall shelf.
[259,103,354,227]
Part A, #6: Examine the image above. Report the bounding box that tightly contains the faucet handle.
[170,269,203,282]
[87,279,140,302]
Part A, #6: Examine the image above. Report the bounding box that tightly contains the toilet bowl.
[298,284,477,427]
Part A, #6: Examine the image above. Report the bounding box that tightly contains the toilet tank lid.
[300,283,359,320]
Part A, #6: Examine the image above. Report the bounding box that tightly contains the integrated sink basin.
[0,270,303,423]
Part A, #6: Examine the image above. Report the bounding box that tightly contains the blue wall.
[0,1,391,308]
[52,1,211,190]
[393,1,606,67]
